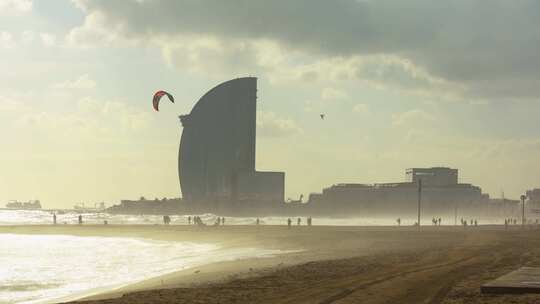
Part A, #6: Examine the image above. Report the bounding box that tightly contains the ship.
[5,200,42,210]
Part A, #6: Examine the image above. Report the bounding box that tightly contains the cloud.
[0,0,32,14]
[67,0,540,101]
[21,30,35,43]
[6,94,151,139]
[0,31,15,49]
[40,33,56,47]
[257,111,303,137]
[52,74,96,89]
[321,87,348,100]
[391,109,435,127]
[352,104,370,115]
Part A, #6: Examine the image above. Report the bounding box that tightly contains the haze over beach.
[3,0,540,303]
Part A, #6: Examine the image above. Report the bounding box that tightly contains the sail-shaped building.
[179,77,284,209]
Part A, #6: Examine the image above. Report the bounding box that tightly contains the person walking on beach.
[297,218,301,226]
[53,213,57,225]
[397,218,401,226]
[188,216,192,225]
[307,217,312,226]
[221,217,225,225]
[256,218,260,225]
[78,215,83,225]
[287,218,292,228]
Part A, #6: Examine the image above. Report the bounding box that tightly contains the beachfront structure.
[406,167,458,186]
[307,167,487,216]
[178,77,285,209]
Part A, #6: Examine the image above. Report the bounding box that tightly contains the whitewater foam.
[0,209,509,227]
[0,234,288,304]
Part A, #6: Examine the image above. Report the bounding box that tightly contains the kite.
[152,90,174,111]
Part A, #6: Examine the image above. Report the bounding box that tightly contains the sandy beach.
[2,224,540,304]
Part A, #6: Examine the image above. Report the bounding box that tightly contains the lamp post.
[417,179,422,228]
[521,194,526,228]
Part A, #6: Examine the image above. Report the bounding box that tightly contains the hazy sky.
[2,0,540,208]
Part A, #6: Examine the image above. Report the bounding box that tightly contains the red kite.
[152,90,174,111]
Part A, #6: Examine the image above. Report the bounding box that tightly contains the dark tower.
[179,77,258,202]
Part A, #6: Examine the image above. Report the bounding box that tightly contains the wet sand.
[2,224,540,303]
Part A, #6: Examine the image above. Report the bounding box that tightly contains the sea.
[0,210,299,304]
[0,209,510,227]
[0,209,510,304]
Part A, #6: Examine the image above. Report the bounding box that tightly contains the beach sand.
[2,224,540,303]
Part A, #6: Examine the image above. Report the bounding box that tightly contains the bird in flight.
[320,114,325,120]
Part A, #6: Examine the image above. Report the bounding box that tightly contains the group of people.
[53,213,83,225]
[460,218,478,227]
[52,213,109,225]
[287,217,313,228]
[185,215,225,227]
[503,218,540,229]
[431,217,442,226]
[504,218,518,226]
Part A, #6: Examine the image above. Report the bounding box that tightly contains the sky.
[2,0,540,208]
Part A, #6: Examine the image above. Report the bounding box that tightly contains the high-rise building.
[178,77,284,206]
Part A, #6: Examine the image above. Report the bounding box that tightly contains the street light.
[520,194,526,228]
[417,179,422,228]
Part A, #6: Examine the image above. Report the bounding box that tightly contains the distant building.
[526,189,540,212]
[178,77,285,209]
[308,167,486,216]
[406,167,458,186]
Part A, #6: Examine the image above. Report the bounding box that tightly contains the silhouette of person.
[78,215,83,225]
[297,218,301,226]
[188,216,192,225]
[53,213,57,225]
[438,218,442,226]
[221,217,225,225]
[287,218,292,228]
[397,218,401,226]
[256,218,260,225]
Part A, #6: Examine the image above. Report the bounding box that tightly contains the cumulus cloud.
[391,109,435,127]
[321,87,348,100]
[352,104,370,115]
[0,0,32,14]
[21,30,35,43]
[0,31,15,49]
[40,33,56,47]
[67,0,540,100]
[52,74,96,89]
[6,94,151,138]
[257,111,303,137]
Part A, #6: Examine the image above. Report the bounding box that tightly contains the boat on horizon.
[5,200,42,210]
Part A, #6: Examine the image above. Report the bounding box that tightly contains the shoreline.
[3,225,540,303]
